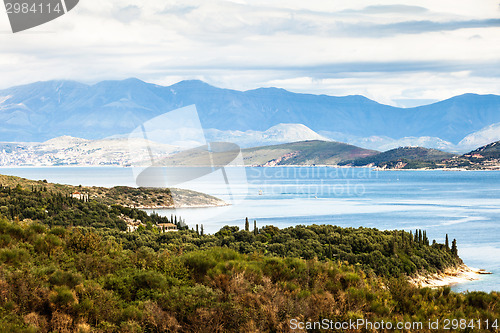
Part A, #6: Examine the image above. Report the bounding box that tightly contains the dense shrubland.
[0,181,498,332]
[0,218,498,332]
[0,185,174,230]
[100,223,461,278]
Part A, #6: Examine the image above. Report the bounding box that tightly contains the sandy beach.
[410,264,491,288]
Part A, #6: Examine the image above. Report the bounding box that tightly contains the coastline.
[2,164,500,171]
[133,202,230,210]
[409,264,491,288]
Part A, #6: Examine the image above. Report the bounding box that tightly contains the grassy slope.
[342,147,456,167]
[0,174,225,208]
[242,140,378,166]
[467,141,500,159]
[151,140,378,167]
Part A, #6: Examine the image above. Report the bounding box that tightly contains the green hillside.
[465,141,500,159]
[0,174,225,209]
[242,140,378,166]
[340,146,456,169]
[0,175,497,332]
[152,140,377,167]
[438,141,500,170]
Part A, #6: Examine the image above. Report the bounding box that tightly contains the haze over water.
[1,166,498,292]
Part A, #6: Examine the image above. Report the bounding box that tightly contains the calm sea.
[1,166,498,292]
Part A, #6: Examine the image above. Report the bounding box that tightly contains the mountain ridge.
[2,78,500,147]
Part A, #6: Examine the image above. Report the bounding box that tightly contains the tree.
[196,224,199,236]
[445,234,449,250]
[201,224,204,236]
[253,220,258,236]
[245,217,249,232]
[423,231,429,246]
[451,239,458,257]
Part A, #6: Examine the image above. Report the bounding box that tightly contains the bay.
[0,166,498,292]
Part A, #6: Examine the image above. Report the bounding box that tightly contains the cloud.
[356,18,500,37]
[159,4,198,16]
[344,5,429,15]
[145,60,500,78]
[113,5,142,24]
[0,0,500,107]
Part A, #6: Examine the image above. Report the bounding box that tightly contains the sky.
[0,0,499,107]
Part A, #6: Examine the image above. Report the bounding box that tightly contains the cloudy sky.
[0,0,499,106]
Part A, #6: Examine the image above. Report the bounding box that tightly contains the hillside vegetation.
[468,141,500,159]
[242,140,378,166]
[149,140,377,167]
[341,141,500,170]
[443,141,500,170]
[0,175,498,332]
[340,147,455,169]
[0,174,225,208]
[0,218,498,332]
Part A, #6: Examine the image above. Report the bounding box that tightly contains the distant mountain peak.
[170,79,215,89]
[1,79,500,147]
[44,135,89,144]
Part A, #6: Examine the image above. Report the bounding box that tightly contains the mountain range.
[2,79,500,152]
[2,132,499,170]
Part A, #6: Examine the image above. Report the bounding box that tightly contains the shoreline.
[2,165,500,171]
[409,264,491,288]
[133,202,230,210]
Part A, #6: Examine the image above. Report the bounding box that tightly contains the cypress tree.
[451,239,458,256]
[201,224,204,236]
[196,224,199,235]
[253,220,258,235]
[445,234,449,250]
[245,217,249,232]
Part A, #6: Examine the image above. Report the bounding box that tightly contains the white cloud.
[0,0,499,106]
[113,5,142,24]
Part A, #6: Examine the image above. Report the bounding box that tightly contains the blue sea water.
[1,166,498,292]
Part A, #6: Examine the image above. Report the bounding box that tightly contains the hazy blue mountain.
[1,78,500,143]
[204,123,331,148]
[458,122,500,151]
